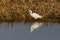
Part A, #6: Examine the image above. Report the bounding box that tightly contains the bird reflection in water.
[30,22,43,33]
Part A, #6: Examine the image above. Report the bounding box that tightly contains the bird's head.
[29,10,32,14]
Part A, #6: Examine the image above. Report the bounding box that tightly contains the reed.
[0,0,60,24]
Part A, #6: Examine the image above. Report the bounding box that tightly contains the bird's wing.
[33,13,42,18]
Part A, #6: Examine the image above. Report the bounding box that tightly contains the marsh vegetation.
[0,0,60,24]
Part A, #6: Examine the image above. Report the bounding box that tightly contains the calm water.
[0,23,60,40]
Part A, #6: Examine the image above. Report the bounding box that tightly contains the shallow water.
[0,23,60,40]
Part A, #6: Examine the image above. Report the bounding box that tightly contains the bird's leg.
[35,18,42,22]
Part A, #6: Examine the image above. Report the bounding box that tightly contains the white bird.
[29,10,42,19]
[30,22,43,33]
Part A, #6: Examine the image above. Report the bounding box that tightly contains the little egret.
[30,22,43,32]
[29,10,42,19]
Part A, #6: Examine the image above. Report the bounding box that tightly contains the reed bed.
[0,0,60,24]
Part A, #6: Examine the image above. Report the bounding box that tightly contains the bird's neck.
[30,12,32,14]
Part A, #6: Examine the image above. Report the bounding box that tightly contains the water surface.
[0,23,60,40]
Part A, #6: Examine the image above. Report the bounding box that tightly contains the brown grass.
[0,0,60,24]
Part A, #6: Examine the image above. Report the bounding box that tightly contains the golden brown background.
[0,0,60,23]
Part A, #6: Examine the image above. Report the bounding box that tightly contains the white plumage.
[29,10,43,32]
[29,10,42,19]
[30,22,42,32]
